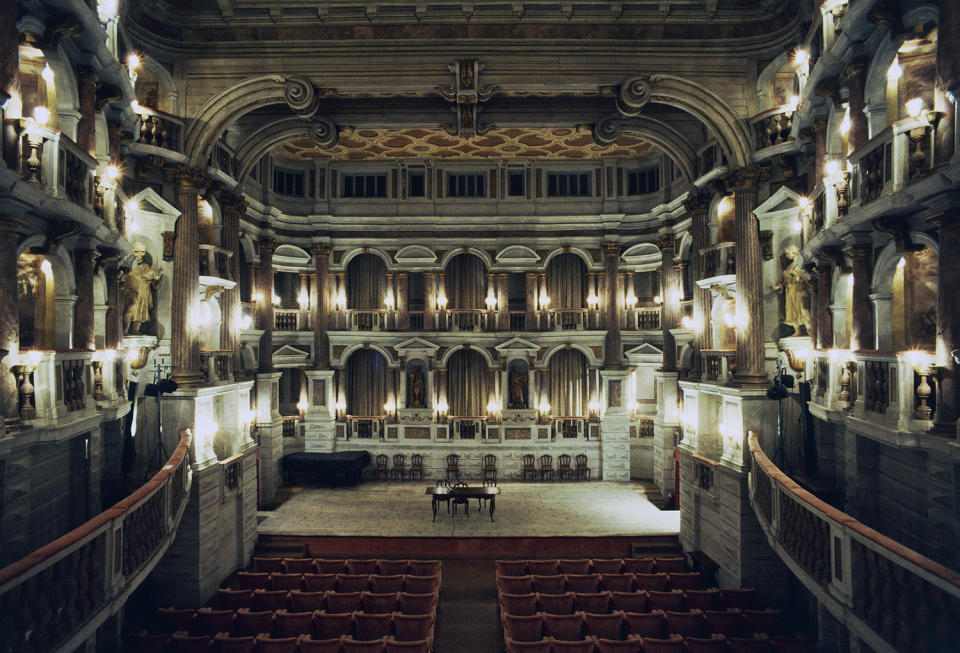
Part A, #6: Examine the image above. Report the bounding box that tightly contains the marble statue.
[408,369,425,408]
[776,245,812,336]
[509,369,527,409]
[122,243,162,335]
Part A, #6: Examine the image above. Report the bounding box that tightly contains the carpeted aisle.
[436,559,500,653]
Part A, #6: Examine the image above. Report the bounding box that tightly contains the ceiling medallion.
[435,59,499,137]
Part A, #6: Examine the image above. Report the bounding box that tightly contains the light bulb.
[485,293,497,309]
[104,164,120,181]
[824,160,841,178]
[681,316,696,330]
[40,259,52,275]
[840,107,851,135]
[41,65,54,84]
[127,54,141,70]
[32,106,50,126]
[793,48,808,65]
[887,58,902,82]
[906,97,924,118]
[125,200,139,214]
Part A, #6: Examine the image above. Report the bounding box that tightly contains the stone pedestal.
[304,369,336,452]
[600,369,631,480]
[653,371,679,494]
[256,371,283,504]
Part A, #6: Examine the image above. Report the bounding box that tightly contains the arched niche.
[546,347,589,417]
[16,250,57,350]
[403,358,430,409]
[545,253,587,309]
[871,233,938,351]
[446,348,490,417]
[506,359,530,410]
[344,348,389,417]
[444,252,488,310]
[346,253,388,310]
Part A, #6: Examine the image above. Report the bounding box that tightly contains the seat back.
[501,592,538,616]
[314,559,347,574]
[531,574,565,594]
[347,559,379,575]
[536,591,575,615]
[503,613,544,642]
[391,612,434,642]
[252,589,289,612]
[558,454,572,469]
[543,611,585,641]
[211,633,256,653]
[594,635,642,653]
[283,558,316,573]
[370,575,404,593]
[297,635,343,653]
[540,454,553,469]
[271,572,303,590]
[303,574,338,592]
[274,609,316,637]
[314,611,355,640]
[575,454,588,469]
[584,611,625,639]
[378,560,410,575]
[325,591,364,613]
[446,453,459,469]
[663,608,704,637]
[557,559,591,575]
[392,453,405,468]
[363,591,400,614]
[410,454,424,469]
[219,589,253,610]
[638,634,683,653]
[484,453,496,468]
[573,592,611,614]
[290,590,327,612]
[609,591,647,613]
[684,635,730,653]
[194,608,235,636]
[623,610,665,637]
[522,454,535,469]
[375,454,388,468]
[564,574,600,593]
[355,612,394,640]
[406,560,441,576]
[525,559,559,575]
[233,609,274,637]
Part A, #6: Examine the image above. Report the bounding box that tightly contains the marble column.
[105,267,122,349]
[0,217,24,353]
[397,272,409,330]
[815,263,834,350]
[687,192,711,379]
[423,272,435,330]
[812,115,828,190]
[931,214,960,436]
[76,67,98,157]
[73,248,98,351]
[604,243,622,367]
[659,236,678,371]
[497,273,509,330]
[730,167,767,387]
[587,271,598,328]
[0,3,16,106]
[312,244,330,367]
[844,242,874,351]
[259,237,278,371]
[168,166,209,387]
[220,193,245,375]
[525,272,538,330]
[844,57,869,153]
[486,272,496,330]
[938,0,960,101]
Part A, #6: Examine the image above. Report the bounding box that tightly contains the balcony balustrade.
[701,349,736,385]
[346,309,388,332]
[274,309,304,331]
[634,306,661,331]
[135,108,183,152]
[546,308,589,331]
[444,309,488,332]
[342,415,386,439]
[282,415,303,438]
[200,350,233,385]
[701,242,736,279]
[751,106,796,151]
[551,416,588,439]
[198,245,233,281]
[12,126,97,214]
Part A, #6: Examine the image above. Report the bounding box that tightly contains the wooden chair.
[391,453,406,480]
[521,454,537,480]
[434,479,452,514]
[575,454,591,480]
[409,454,424,480]
[557,454,573,480]
[482,453,498,481]
[445,453,461,480]
[539,454,554,481]
[478,478,496,510]
[451,481,470,517]
[374,454,389,480]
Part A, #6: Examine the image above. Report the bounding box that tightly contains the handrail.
[748,431,960,652]
[0,429,193,652]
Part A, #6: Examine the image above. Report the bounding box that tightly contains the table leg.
[432,497,438,522]
[489,496,496,522]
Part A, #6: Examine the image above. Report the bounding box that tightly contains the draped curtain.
[546,254,586,308]
[347,254,387,309]
[346,349,388,416]
[447,349,488,416]
[548,349,587,416]
[446,254,486,309]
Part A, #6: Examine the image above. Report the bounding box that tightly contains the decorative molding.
[435,59,498,136]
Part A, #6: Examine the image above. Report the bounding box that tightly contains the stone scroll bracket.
[436,59,499,136]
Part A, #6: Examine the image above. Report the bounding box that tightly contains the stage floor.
[257,481,680,538]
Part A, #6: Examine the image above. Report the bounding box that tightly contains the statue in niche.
[0,351,18,420]
[508,368,528,409]
[775,245,812,336]
[198,285,224,350]
[408,369,426,408]
[122,242,162,335]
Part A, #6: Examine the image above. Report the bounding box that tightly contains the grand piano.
[282,451,371,486]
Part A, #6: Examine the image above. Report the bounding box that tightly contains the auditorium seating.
[496,557,813,653]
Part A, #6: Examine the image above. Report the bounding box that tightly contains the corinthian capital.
[165,165,212,193]
[727,165,768,192]
[219,192,248,217]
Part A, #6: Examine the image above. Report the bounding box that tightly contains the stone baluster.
[312,244,331,367]
[844,241,874,351]
[604,243,622,367]
[659,235,678,372]
[220,193,245,375]
[259,237,278,371]
[167,166,210,387]
[730,167,767,387]
[686,191,711,379]
[844,57,869,154]
[73,248,98,351]
[486,272,496,330]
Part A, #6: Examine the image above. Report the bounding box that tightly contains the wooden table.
[426,486,501,522]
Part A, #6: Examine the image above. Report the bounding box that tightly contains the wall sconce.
[298,289,310,310]
[588,397,600,419]
[335,396,346,419]
[587,293,598,309]
[384,292,395,310]
[538,397,550,421]
[253,291,264,303]
[906,97,924,118]
[297,398,309,417]
[681,315,696,330]
[435,398,448,422]
[485,292,497,310]
[486,398,500,421]
[625,291,637,309]
[335,289,347,311]
[539,292,550,309]
[384,398,396,419]
[792,48,808,65]
[652,294,662,305]
[127,53,140,83]
[238,314,253,331]
[271,293,281,306]
[32,105,51,127]
[436,293,447,310]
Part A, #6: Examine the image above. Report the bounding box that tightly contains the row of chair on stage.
[373,453,592,481]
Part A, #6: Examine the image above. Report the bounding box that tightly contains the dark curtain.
[548,348,587,416]
[546,253,586,308]
[447,349,488,416]
[446,254,486,309]
[346,349,387,416]
[347,253,387,309]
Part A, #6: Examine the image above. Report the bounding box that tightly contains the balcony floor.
[257,481,680,539]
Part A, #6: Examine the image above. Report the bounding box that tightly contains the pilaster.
[653,371,679,495]
[729,167,767,387]
[599,369,631,480]
[220,193,246,377]
[73,248,98,351]
[256,370,283,504]
[304,369,336,452]
[603,243,622,367]
[258,238,278,371]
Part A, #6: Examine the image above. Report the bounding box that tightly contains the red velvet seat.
[290,590,328,613]
[346,559,379,575]
[621,559,655,574]
[505,637,551,653]
[526,559,560,575]
[325,592,364,613]
[212,633,256,653]
[252,634,298,653]
[237,572,270,590]
[609,591,647,613]
[594,635,641,652]
[600,574,634,592]
[314,559,347,574]
[531,574,566,594]
[158,607,196,632]
[638,633,683,653]
[362,591,399,614]
[398,592,436,615]
[384,637,431,653]
[771,636,817,653]
[283,558,316,574]
[565,574,601,593]
[314,611,355,640]
[683,589,722,611]
[743,609,783,637]
[663,609,704,637]
[558,559,592,575]
[171,631,212,653]
[270,573,303,591]
[590,559,623,574]
[501,592,539,616]
[652,558,686,573]
[573,592,611,614]
[623,610,665,637]
[543,611,585,641]
[403,575,440,594]
[503,613,545,642]
[665,572,702,591]
[274,609,315,637]
[337,574,371,593]
[552,636,599,653]
[233,609,274,637]
[355,613,394,640]
[646,590,686,612]
[377,560,410,575]
[727,635,774,653]
[498,575,534,594]
[719,588,755,610]
[369,575,404,593]
[193,608,236,636]
[632,573,669,592]
[497,560,529,576]
[684,634,729,653]
[406,560,441,577]
[303,574,339,592]
[391,613,434,642]
[703,609,744,637]
[219,589,254,610]
[128,630,169,653]
[253,557,284,573]
[584,611,625,640]
[252,590,289,612]
[296,635,342,653]
[340,636,386,653]
[536,592,575,615]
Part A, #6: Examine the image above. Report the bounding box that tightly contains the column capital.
[682,190,712,216]
[259,237,279,255]
[841,241,872,260]
[219,192,248,217]
[656,235,676,251]
[843,56,869,81]
[603,242,621,256]
[165,165,212,193]
[311,243,332,257]
[76,65,99,86]
[397,271,409,279]
[727,165,768,192]
[811,114,830,131]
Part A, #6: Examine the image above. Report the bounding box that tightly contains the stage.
[257,481,680,557]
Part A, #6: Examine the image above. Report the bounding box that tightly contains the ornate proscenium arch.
[183,74,320,168]
[614,74,753,169]
[234,116,339,186]
[593,114,698,181]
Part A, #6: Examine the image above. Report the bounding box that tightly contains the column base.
[170,370,206,388]
[735,372,769,389]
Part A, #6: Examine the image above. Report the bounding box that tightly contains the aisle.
[436,559,501,653]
